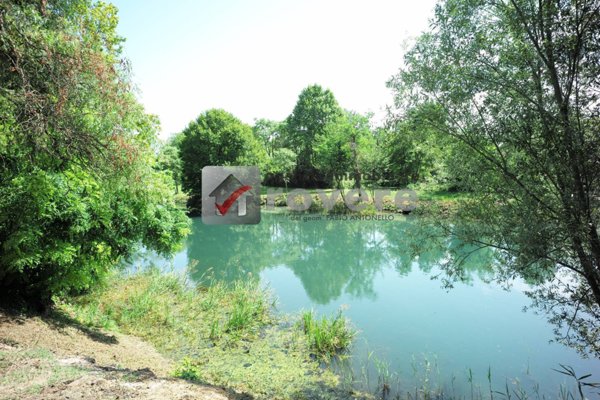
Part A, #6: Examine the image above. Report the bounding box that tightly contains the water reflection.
[185,212,495,304]
[129,212,599,397]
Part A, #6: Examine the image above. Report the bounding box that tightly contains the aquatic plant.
[300,309,355,360]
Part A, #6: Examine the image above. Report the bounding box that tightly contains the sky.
[110,0,438,139]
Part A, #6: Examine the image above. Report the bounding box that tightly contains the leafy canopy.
[0,0,189,305]
[285,85,343,187]
[178,109,266,204]
[389,0,600,355]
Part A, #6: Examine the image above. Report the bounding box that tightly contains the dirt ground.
[0,310,240,400]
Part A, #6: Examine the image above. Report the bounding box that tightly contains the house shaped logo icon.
[209,174,252,216]
[202,166,260,225]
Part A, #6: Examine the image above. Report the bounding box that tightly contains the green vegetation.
[1,0,599,398]
[301,310,355,360]
[178,109,267,212]
[0,0,189,306]
[389,0,600,357]
[172,83,453,193]
[60,268,272,348]
[59,269,357,399]
[156,138,184,194]
[267,148,297,192]
[332,352,600,400]
[315,111,376,190]
[284,85,344,188]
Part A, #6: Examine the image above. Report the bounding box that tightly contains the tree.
[389,0,600,355]
[344,111,375,188]
[156,142,183,193]
[376,126,422,187]
[253,118,284,157]
[377,106,453,188]
[314,120,353,189]
[268,148,296,192]
[0,0,189,306]
[179,109,266,208]
[284,85,343,187]
[314,111,374,189]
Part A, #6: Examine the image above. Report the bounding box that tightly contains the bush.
[0,1,189,307]
[0,166,190,307]
[173,357,202,381]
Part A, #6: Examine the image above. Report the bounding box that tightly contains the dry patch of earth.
[0,310,240,400]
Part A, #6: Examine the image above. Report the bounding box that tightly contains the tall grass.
[300,309,354,360]
[59,269,355,399]
[59,268,273,351]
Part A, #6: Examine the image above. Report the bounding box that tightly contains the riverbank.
[181,184,465,218]
[0,308,233,399]
[2,268,594,400]
[0,269,366,400]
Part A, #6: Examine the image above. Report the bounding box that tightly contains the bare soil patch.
[0,310,239,400]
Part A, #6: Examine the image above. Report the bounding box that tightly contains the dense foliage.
[175,85,449,192]
[284,85,344,187]
[314,111,375,189]
[389,0,600,355]
[178,109,266,210]
[0,0,189,306]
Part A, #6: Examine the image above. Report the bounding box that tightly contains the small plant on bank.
[300,310,355,360]
[172,357,202,381]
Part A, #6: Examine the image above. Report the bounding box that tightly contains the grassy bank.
[58,268,361,400]
[179,184,465,217]
[0,306,237,399]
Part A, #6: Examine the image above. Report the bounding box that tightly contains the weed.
[300,309,354,360]
[59,269,350,399]
[173,357,202,381]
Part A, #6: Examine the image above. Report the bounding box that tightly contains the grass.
[60,268,273,349]
[407,181,469,201]
[34,268,597,400]
[335,350,600,400]
[0,348,85,397]
[232,281,269,325]
[300,310,355,360]
[59,268,359,399]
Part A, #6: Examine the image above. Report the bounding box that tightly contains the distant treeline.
[157,85,467,208]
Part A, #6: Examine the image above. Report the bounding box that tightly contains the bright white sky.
[110,0,438,139]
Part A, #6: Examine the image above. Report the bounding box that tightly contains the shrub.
[0,1,189,306]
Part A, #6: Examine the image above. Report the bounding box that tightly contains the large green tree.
[390,0,600,355]
[179,109,266,209]
[267,148,296,191]
[252,118,285,157]
[284,85,343,187]
[377,106,460,188]
[0,0,189,306]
